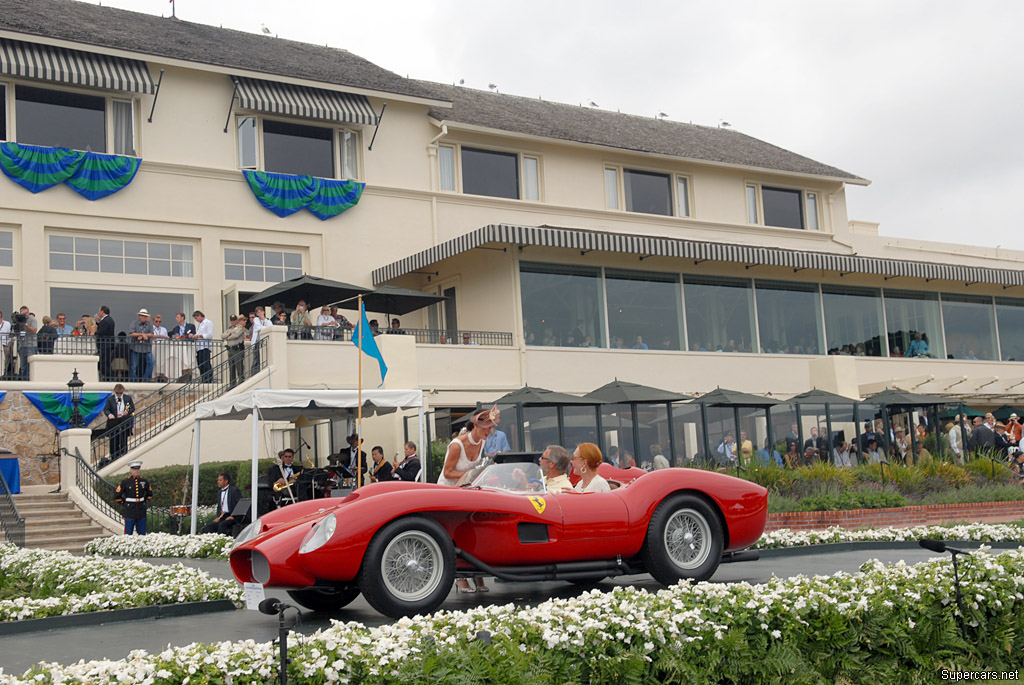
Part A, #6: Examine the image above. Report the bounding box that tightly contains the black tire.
[358,516,455,619]
[641,494,723,585]
[286,587,360,612]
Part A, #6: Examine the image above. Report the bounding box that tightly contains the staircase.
[13,493,110,554]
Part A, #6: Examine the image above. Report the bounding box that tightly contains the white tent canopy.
[190,389,425,533]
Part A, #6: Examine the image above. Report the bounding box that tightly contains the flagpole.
[357,294,363,489]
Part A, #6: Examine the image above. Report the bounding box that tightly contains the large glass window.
[996,298,1024,361]
[942,294,997,360]
[50,287,194,337]
[520,263,604,347]
[762,186,804,229]
[683,276,755,353]
[49,235,193,277]
[606,270,681,350]
[0,284,12,321]
[754,280,823,354]
[461,147,519,199]
[822,285,884,356]
[263,119,334,178]
[15,84,105,151]
[225,248,302,282]
[623,169,672,216]
[884,290,943,359]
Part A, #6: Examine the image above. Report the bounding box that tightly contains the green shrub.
[795,487,907,512]
[109,458,276,509]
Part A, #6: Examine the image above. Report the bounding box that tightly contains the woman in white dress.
[438,405,501,592]
[571,442,611,493]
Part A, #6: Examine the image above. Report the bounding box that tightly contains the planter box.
[765,500,1024,532]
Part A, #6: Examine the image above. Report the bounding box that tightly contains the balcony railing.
[285,325,513,347]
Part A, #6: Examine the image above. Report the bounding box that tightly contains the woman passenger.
[571,442,611,493]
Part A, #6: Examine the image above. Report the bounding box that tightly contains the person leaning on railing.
[222,314,247,388]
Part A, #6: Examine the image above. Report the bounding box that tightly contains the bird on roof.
[488,83,497,91]
[657,112,669,119]
[589,101,599,108]
[261,23,272,35]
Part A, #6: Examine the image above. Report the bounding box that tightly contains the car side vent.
[517,522,549,544]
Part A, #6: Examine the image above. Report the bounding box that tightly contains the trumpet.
[273,473,299,492]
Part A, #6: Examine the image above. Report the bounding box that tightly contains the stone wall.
[0,390,162,486]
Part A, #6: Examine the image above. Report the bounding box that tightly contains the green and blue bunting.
[23,392,111,430]
[0,143,140,199]
[243,170,365,220]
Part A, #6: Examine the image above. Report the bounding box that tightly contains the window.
[942,294,997,360]
[683,276,756,353]
[520,263,604,347]
[224,248,302,282]
[16,84,105,151]
[754,280,823,354]
[236,116,359,179]
[605,269,682,350]
[438,145,540,199]
[746,183,819,230]
[607,166,691,217]
[49,235,193,277]
[821,285,884,356]
[111,99,134,156]
[0,231,12,268]
[883,290,943,358]
[50,287,193,337]
[996,298,1024,361]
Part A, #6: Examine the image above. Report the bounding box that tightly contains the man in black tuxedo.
[202,472,243,535]
[344,434,366,482]
[393,441,421,482]
[95,305,115,380]
[103,383,135,461]
[969,416,995,455]
[267,449,303,505]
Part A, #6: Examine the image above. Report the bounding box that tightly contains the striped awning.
[372,223,1024,288]
[232,76,379,125]
[0,38,155,94]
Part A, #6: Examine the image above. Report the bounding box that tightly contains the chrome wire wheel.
[381,530,444,602]
[663,508,711,569]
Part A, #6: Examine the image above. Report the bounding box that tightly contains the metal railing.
[0,466,25,547]
[286,325,513,347]
[90,338,267,467]
[71,447,123,525]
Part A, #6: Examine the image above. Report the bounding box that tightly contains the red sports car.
[230,462,767,618]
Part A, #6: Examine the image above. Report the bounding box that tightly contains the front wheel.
[286,586,360,612]
[358,516,455,619]
[641,494,723,585]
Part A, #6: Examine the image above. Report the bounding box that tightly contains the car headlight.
[300,513,337,554]
[232,518,262,551]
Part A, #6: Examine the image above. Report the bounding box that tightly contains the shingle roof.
[420,83,865,182]
[0,0,440,101]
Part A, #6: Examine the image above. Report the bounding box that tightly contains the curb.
[754,540,1024,558]
[0,599,237,636]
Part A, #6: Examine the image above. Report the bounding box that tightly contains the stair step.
[14,503,82,515]
[25,520,101,534]
[24,532,107,545]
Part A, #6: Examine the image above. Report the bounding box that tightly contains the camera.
[11,312,26,324]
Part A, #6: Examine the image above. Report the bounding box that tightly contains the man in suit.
[267,449,303,505]
[170,312,196,339]
[393,441,421,482]
[970,415,995,455]
[344,433,367,481]
[103,383,135,462]
[202,472,243,535]
[95,305,115,380]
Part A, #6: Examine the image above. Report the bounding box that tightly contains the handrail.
[70,446,123,524]
[90,338,267,467]
[285,324,513,346]
[0,465,25,547]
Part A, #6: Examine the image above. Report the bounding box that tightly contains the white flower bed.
[0,545,244,622]
[84,532,234,559]
[1,548,1023,683]
[754,523,1024,549]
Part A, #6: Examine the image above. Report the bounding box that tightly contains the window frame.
[745,181,821,231]
[605,163,692,218]
[235,113,362,180]
[47,233,195,278]
[0,78,139,156]
[223,245,304,284]
[436,142,542,201]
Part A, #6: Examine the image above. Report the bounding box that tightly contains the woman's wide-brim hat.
[473,405,501,428]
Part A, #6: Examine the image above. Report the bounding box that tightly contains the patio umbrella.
[992,404,1024,421]
[866,389,945,406]
[359,285,448,320]
[696,387,781,407]
[240,274,371,310]
[488,386,598,406]
[584,380,692,404]
[788,389,859,404]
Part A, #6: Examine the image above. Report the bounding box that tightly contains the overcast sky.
[87,0,1023,248]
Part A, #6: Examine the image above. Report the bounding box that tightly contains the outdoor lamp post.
[68,368,84,428]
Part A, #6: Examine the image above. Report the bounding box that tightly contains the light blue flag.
[352,302,387,387]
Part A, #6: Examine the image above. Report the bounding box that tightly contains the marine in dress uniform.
[115,461,152,535]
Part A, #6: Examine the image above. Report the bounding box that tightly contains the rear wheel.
[287,587,360,612]
[358,516,455,618]
[642,494,723,585]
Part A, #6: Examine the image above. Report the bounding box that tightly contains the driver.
[539,445,572,493]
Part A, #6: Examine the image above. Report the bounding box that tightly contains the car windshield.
[457,462,545,494]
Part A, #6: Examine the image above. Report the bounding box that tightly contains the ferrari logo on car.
[528,496,546,514]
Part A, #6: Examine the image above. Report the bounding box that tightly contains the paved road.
[0,546,984,675]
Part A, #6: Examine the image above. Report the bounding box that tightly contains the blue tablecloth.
[0,458,20,494]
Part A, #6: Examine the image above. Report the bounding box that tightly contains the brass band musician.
[267,448,303,504]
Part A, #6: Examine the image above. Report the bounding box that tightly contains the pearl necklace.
[466,431,482,446]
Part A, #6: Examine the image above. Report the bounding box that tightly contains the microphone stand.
[919,539,969,641]
[259,599,301,685]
